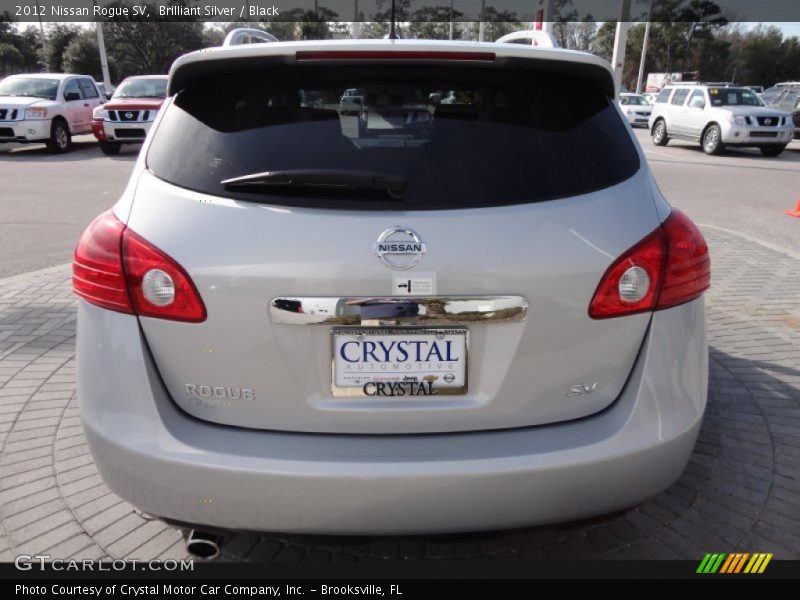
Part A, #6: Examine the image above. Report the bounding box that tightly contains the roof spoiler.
[222,28,278,46]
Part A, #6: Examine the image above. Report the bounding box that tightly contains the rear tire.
[759,145,786,157]
[99,141,121,156]
[651,119,669,146]
[702,124,723,155]
[45,119,71,154]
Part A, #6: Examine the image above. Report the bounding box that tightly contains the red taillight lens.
[122,229,206,322]
[589,210,710,319]
[73,211,133,314]
[656,211,711,309]
[588,228,667,319]
[73,210,206,322]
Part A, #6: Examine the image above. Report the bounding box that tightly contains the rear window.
[148,64,640,210]
[655,88,672,103]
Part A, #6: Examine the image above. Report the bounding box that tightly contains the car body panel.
[78,296,706,534]
[128,165,660,434]
[0,73,103,143]
[92,75,168,144]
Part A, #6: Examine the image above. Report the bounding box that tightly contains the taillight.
[72,211,133,314]
[656,210,711,309]
[122,229,206,322]
[588,210,710,319]
[73,210,206,322]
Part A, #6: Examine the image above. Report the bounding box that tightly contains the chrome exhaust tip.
[185,529,222,560]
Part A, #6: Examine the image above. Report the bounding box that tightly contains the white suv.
[0,73,105,153]
[649,84,794,156]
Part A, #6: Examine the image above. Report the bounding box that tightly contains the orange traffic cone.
[786,199,800,217]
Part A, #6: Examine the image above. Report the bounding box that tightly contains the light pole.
[449,0,454,41]
[95,21,112,92]
[92,1,112,91]
[478,0,485,42]
[352,0,360,38]
[636,0,655,94]
[611,0,632,95]
[34,0,46,68]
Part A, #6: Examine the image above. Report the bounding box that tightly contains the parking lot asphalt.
[631,129,800,256]
[0,131,799,563]
[0,136,136,279]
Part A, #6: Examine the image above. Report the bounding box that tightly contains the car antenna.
[389,0,398,39]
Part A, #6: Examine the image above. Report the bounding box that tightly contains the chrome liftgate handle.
[269,296,528,327]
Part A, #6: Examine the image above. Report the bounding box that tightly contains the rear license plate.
[332,327,468,397]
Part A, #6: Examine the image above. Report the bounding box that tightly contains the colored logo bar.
[697,553,773,574]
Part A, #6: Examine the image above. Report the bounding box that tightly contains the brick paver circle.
[1,227,798,562]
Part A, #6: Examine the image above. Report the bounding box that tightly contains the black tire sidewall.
[703,125,722,155]
[652,120,668,146]
[760,145,786,157]
[99,141,121,155]
[48,120,71,153]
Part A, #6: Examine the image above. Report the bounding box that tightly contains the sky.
[759,22,800,38]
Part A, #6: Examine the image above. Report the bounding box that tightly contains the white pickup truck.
[0,73,105,153]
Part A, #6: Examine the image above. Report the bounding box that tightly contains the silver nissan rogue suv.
[74,40,710,537]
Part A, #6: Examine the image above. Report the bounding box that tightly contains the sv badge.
[567,382,598,396]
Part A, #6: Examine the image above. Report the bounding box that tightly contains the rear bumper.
[78,298,707,534]
[0,119,50,142]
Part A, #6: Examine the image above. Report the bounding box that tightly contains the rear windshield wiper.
[221,169,406,199]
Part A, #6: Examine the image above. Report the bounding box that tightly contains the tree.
[259,8,337,40]
[42,24,81,72]
[407,6,464,40]
[737,26,795,86]
[458,9,519,42]
[0,13,41,74]
[552,0,578,48]
[202,25,226,47]
[674,0,727,74]
[358,21,390,39]
[15,26,42,71]
[63,31,119,81]
[593,21,616,62]
[553,18,597,52]
[0,42,23,74]
[296,8,338,40]
[100,2,205,76]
